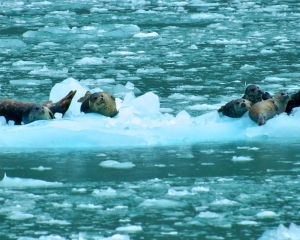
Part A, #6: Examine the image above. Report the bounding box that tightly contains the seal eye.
[35,107,40,110]
[94,97,98,100]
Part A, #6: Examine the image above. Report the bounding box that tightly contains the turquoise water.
[1,0,300,239]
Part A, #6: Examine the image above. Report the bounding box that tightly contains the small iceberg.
[0,173,62,188]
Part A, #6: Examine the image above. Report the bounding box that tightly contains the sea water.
[1,0,300,239]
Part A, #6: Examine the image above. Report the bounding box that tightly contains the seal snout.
[257,113,266,126]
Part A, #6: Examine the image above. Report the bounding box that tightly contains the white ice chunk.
[0,39,26,48]
[99,160,135,169]
[0,173,61,188]
[138,199,186,209]
[29,66,68,78]
[30,166,52,171]
[210,199,239,206]
[256,211,278,218]
[232,156,254,162]
[196,211,221,219]
[116,225,143,233]
[133,32,159,38]
[49,78,90,117]
[74,57,104,65]
[9,79,52,85]
[238,220,259,225]
[0,116,6,125]
[7,211,34,220]
[259,223,300,240]
[92,188,117,197]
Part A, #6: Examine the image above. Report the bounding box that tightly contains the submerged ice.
[0,78,300,148]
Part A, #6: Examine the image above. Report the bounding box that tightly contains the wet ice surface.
[1,0,300,239]
[1,144,300,240]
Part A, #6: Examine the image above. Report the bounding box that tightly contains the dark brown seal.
[242,84,272,104]
[22,104,54,124]
[218,99,251,118]
[285,90,300,115]
[78,91,118,117]
[0,90,76,125]
[248,90,289,126]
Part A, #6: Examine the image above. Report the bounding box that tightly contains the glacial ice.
[1,78,300,149]
[0,173,62,188]
[259,223,300,240]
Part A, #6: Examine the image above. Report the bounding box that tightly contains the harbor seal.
[248,90,289,126]
[285,90,300,115]
[78,91,118,117]
[242,84,272,104]
[0,90,76,125]
[218,99,251,118]
[22,104,54,124]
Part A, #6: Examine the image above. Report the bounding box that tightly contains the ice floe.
[0,78,300,148]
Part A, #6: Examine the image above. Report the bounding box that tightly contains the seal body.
[285,90,300,115]
[218,99,251,118]
[248,90,289,126]
[78,91,118,117]
[22,104,54,124]
[242,84,272,104]
[0,90,76,125]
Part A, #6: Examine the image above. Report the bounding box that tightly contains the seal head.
[218,99,251,118]
[22,104,54,124]
[78,91,118,117]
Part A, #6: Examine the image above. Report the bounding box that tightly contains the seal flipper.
[45,90,77,116]
[217,106,224,116]
[77,91,92,103]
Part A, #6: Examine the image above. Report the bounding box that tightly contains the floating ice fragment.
[136,67,165,74]
[258,223,300,240]
[74,57,104,65]
[196,211,221,219]
[191,13,226,19]
[133,32,159,38]
[40,219,71,225]
[98,234,130,240]
[72,188,87,193]
[7,211,34,220]
[99,160,135,169]
[168,189,192,196]
[116,225,143,233]
[191,186,210,192]
[30,166,52,171]
[186,103,221,110]
[264,76,290,82]
[9,79,52,85]
[0,39,26,48]
[109,51,136,55]
[138,199,186,209]
[232,156,254,162]
[52,202,72,208]
[0,116,7,125]
[76,204,103,209]
[240,64,258,71]
[256,211,278,218]
[92,187,117,197]
[188,44,198,50]
[29,66,68,78]
[211,199,239,206]
[0,173,62,188]
[238,220,259,225]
